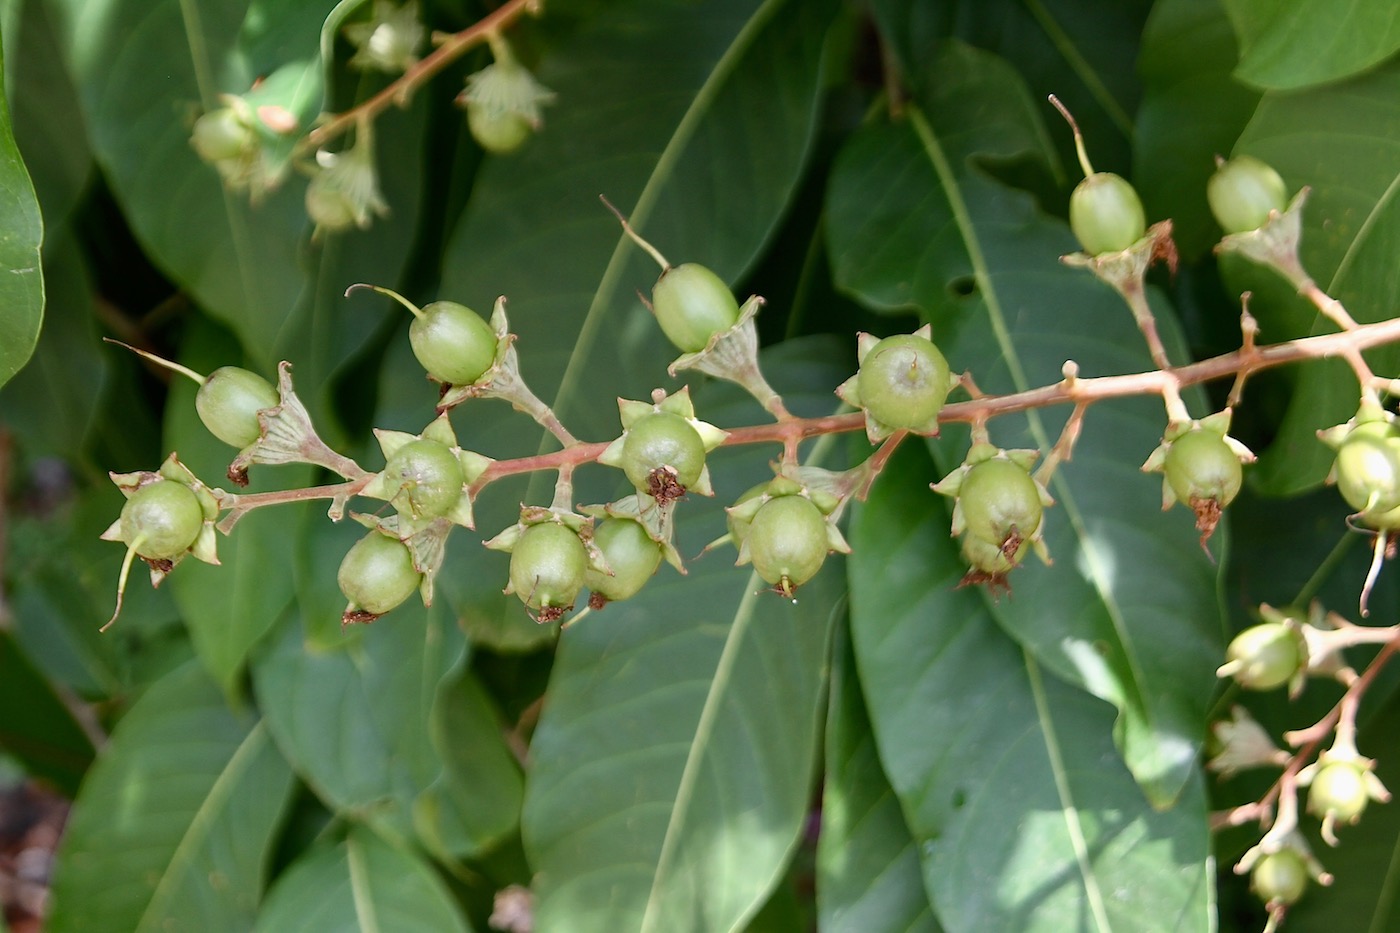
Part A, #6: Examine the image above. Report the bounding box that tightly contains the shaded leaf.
[0,630,95,795]
[817,623,943,933]
[254,825,473,933]
[0,36,43,389]
[523,340,848,933]
[826,42,1221,806]
[850,442,1213,933]
[47,660,295,933]
[1223,0,1400,90]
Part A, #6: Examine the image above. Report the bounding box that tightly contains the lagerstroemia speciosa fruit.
[1142,411,1254,548]
[933,443,1053,584]
[729,476,849,598]
[1208,155,1289,235]
[598,387,726,505]
[1217,621,1306,692]
[1070,171,1146,255]
[837,325,958,442]
[1320,404,1400,527]
[652,264,742,353]
[349,284,498,386]
[196,367,280,448]
[338,529,423,623]
[508,522,588,621]
[1251,849,1310,908]
[585,517,664,605]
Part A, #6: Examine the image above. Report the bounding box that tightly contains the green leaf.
[0,630,95,795]
[1136,0,1263,257]
[47,660,296,933]
[522,340,848,933]
[254,825,473,933]
[826,42,1222,806]
[252,589,471,848]
[1223,0,1400,90]
[1231,60,1400,493]
[817,624,943,933]
[0,36,44,389]
[850,443,1213,932]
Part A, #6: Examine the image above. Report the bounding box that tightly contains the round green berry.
[1335,421,1400,516]
[1208,155,1288,235]
[120,481,204,560]
[1224,622,1303,691]
[958,459,1042,550]
[1069,172,1145,255]
[467,103,533,154]
[338,531,422,617]
[409,301,497,386]
[190,108,255,164]
[620,411,706,492]
[1309,761,1371,824]
[651,263,740,353]
[586,518,663,603]
[1251,849,1308,907]
[746,494,830,595]
[382,439,465,519]
[195,367,278,448]
[1165,429,1243,508]
[856,334,951,430]
[510,522,588,616]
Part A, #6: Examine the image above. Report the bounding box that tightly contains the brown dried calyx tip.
[534,605,570,625]
[958,570,1013,599]
[342,608,380,627]
[647,467,687,506]
[1190,496,1223,555]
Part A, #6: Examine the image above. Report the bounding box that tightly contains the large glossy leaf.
[0,630,94,795]
[47,660,295,932]
[1223,0,1400,90]
[1136,0,1262,257]
[254,825,473,932]
[817,626,942,933]
[826,42,1221,806]
[50,0,421,412]
[850,443,1213,932]
[1231,60,1400,493]
[0,36,43,389]
[522,340,848,933]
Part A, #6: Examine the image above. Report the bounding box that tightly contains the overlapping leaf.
[1223,0,1400,90]
[0,37,43,389]
[826,41,1221,806]
[47,661,295,933]
[850,444,1213,932]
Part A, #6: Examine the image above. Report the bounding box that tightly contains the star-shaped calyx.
[597,386,727,506]
[359,412,492,533]
[1142,409,1254,549]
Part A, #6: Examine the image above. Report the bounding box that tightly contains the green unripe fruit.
[856,334,952,430]
[746,495,830,595]
[338,532,422,616]
[586,518,663,603]
[120,481,204,560]
[191,108,255,164]
[651,263,740,353]
[409,301,497,385]
[1069,172,1146,255]
[1224,622,1303,691]
[510,523,588,614]
[1164,430,1243,508]
[467,103,533,154]
[1208,155,1288,235]
[1251,849,1308,907]
[382,439,465,519]
[621,411,706,492]
[1308,761,1371,824]
[195,367,278,448]
[958,459,1042,549]
[1335,421,1400,516]
[961,533,1030,577]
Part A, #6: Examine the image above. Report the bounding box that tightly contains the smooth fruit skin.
[1251,850,1308,906]
[856,334,951,429]
[1309,761,1370,823]
[1069,172,1145,255]
[746,495,829,591]
[586,518,662,602]
[958,459,1042,548]
[510,523,588,611]
[119,481,204,559]
[190,108,254,163]
[1335,421,1400,515]
[1208,155,1287,234]
[196,367,279,448]
[651,263,740,353]
[467,104,533,154]
[1165,430,1243,506]
[409,301,497,385]
[1225,623,1302,691]
[621,412,706,490]
[337,532,421,615]
[382,439,465,519]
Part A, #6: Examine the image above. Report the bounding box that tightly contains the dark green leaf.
[254,825,473,932]
[47,661,295,933]
[0,630,95,795]
[1223,0,1400,90]
[826,42,1221,806]
[850,443,1213,932]
[0,37,44,389]
[817,624,943,933]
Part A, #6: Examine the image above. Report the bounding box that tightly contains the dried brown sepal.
[958,569,1013,598]
[342,608,381,627]
[533,604,570,625]
[588,592,610,611]
[142,556,176,575]
[1190,496,1224,554]
[647,467,687,506]
[1150,221,1179,276]
[998,529,1025,563]
[227,464,250,487]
